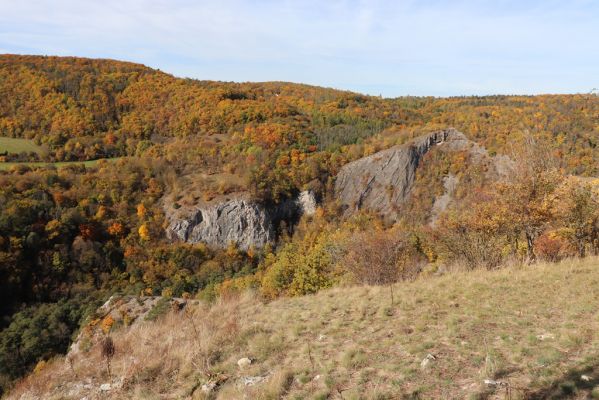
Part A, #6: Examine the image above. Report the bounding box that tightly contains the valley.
[0,55,597,398]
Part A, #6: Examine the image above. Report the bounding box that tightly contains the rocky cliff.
[334,128,497,221]
[165,129,506,248]
[165,191,316,250]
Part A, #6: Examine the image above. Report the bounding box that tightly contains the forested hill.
[0,54,597,177]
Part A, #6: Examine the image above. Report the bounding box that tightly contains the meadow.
[0,157,121,170]
[0,137,42,154]
[10,256,599,399]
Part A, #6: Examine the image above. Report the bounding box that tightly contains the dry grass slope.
[9,257,599,399]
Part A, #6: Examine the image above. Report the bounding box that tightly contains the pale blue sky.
[1,0,597,97]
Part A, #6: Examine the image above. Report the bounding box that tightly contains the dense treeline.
[0,158,266,322]
[1,55,596,206]
[1,55,597,173]
[0,55,597,393]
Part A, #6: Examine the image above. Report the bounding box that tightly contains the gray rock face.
[297,190,317,216]
[430,173,459,226]
[334,128,471,221]
[167,198,275,250]
[165,191,316,249]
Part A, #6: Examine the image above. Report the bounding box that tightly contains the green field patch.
[0,157,122,171]
[0,137,43,154]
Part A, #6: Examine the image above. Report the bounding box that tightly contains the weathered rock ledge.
[165,191,316,250]
[334,128,478,220]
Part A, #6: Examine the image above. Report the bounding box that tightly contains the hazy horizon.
[1,0,597,97]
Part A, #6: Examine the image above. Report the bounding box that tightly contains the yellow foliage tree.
[101,315,114,334]
[138,224,150,241]
[136,203,147,218]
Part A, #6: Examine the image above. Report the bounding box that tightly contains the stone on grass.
[420,354,436,369]
[99,383,112,391]
[237,357,252,368]
[241,375,266,386]
[201,382,216,393]
[484,379,507,386]
[536,333,555,341]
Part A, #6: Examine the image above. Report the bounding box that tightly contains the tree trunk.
[526,233,536,262]
[577,238,585,258]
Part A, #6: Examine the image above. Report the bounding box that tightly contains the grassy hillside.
[9,257,599,399]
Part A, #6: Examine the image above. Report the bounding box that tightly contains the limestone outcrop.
[164,191,316,249]
[334,128,495,221]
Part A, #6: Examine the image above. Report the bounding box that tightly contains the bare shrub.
[343,229,420,305]
[100,336,115,380]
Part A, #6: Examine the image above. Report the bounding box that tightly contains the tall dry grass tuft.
[100,336,115,380]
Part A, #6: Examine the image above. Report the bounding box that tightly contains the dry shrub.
[343,229,420,285]
[343,229,421,305]
[430,191,508,270]
[431,221,506,270]
[535,232,572,262]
